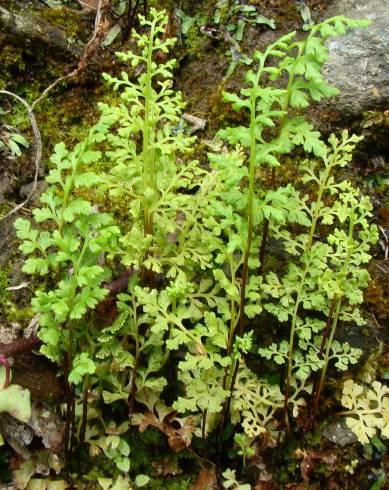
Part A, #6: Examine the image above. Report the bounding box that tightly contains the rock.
[27,402,63,452]
[322,0,389,116]
[0,216,17,268]
[322,419,358,446]
[0,174,15,204]
[0,324,20,345]
[19,180,47,207]
[0,5,83,59]
[0,413,34,458]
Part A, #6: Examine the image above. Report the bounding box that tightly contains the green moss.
[39,7,83,40]
[0,38,26,90]
[148,475,193,489]
[6,306,33,324]
[184,13,209,60]
[0,266,33,324]
[0,268,12,316]
[0,204,10,220]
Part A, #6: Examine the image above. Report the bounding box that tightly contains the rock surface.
[322,419,358,446]
[323,0,389,116]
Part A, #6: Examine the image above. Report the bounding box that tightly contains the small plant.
[13,7,378,486]
[213,0,275,41]
[222,468,250,490]
[0,128,29,157]
[14,136,121,458]
[0,365,31,424]
[340,379,389,444]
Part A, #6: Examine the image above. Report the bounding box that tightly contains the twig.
[0,91,42,221]
[31,0,110,110]
[0,335,41,357]
[31,75,71,110]
[0,2,110,222]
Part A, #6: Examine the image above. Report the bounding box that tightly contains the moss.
[6,306,34,325]
[365,262,389,321]
[183,13,209,60]
[38,7,84,41]
[0,267,12,317]
[0,204,10,220]
[0,265,33,324]
[0,38,26,90]
[148,475,193,489]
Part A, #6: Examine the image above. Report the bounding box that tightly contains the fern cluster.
[13,8,381,484]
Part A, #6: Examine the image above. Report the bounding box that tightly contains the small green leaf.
[68,353,96,385]
[134,474,150,487]
[63,199,92,222]
[22,258,49,275]
[9,133,29,148]
[0,368,31,423]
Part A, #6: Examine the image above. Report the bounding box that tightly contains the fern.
[340,380,389,444]
[13,8,377,480]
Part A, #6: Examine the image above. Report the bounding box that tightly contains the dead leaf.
[189,467,218,490]
[254,483,278,490]
[151,459,183,477]
[294,448,337,483]
[133,404,196,452]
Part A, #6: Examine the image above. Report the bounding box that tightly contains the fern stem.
[128,299,141,422]
[238,60,263,337]
[312,208,356,417]
[283,147,341,424]
[142,16,156,238]
[312,296,342,416]
[63,326,75,470]
[78,374,89,447]
[258,39,306,275]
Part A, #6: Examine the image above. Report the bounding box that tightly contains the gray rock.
[0,216,17,268]
[322,419,358,446]
[19,180,47,207]
[323,0,389,116]
[0,413,34,458]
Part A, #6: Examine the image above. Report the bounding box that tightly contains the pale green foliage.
[259,131,377,403]
[0,367,31,423]
[68,352,96,384]
[93,8,209,275]
[211,14,373,433]
[13,8,377,481]
[87,420,131,472]
[98,475,148,490]
[231,365,311,437]
[222,468,251,490]
[98,476,132,490]
[14,137,120,373]
[341,380,389,444]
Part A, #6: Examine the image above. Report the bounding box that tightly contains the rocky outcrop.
[323,0,389,116]
[0,5,83,59]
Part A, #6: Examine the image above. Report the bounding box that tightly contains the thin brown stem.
[201,409,208,440]
[63,352,72,469]
[79,376,89,447]
[305,299,337,432]
[318,296,337,358]
[258,167,276,275]
[217,359,239,468]
[0,335,40,357]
